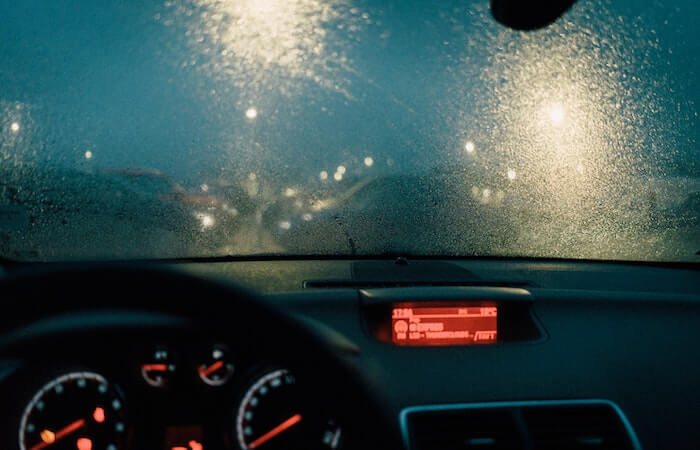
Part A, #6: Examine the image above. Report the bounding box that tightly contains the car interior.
[1,258,699,450]
[1,0,698,449]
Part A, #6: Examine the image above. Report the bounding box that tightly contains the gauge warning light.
[170,439,203,450]
[93,407,105,423]
[77,437,92,450]
[40,430,55,444]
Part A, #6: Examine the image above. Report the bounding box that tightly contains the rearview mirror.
[490,0,579,30]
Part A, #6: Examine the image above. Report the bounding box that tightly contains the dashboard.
[0,258,699,450]
[3,336,342,450]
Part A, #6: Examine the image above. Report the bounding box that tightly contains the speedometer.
[19,372,127,450]
[235,369,341,450]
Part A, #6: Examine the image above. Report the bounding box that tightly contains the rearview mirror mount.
[490,0,579,30]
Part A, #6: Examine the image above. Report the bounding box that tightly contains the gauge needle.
[30,418,86,450]
[142,363,168,372]
[199,360,224,377]
[248,413,302,449]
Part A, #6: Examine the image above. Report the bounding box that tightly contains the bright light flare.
[549,105,565,125]
[10,121,20,133]
[197,213,215,229]
[245,108,258,119]
[174,0,364,97]
[84,151,93,159]
[364,156,374,167]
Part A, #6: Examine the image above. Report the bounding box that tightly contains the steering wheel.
[0,264,399,450]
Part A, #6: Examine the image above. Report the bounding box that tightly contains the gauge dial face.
[141,347,176,388]
[19,372,126,450]
[235,369,341,450]
[198,345,235,386]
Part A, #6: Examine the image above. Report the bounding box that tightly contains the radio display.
[391,304,498,346]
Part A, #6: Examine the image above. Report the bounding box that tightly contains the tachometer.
[235,369,341,450]
[19,372,127,450]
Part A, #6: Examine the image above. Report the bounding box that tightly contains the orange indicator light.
[93,407,105,423]
[40,430,55,444]
[76,437,92,450]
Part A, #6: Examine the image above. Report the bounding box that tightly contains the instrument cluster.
[5,340,343,450]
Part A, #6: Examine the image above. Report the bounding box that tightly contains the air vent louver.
[403,401,638,450]
[408,408,522,450]
[522,405,633,449]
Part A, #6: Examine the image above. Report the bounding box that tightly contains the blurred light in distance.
[279,221,291,230]
[364,156,373,167]
[319,171,328,180]
[507,169,516,180]
[465,141,475,153]
[84,150,93,159]
[10,121,19,133]
[245,108,258,119]
[549,105,565,125]
[333,172,343,181]
[197,213,215,229]
[337,165,346,174]
[284,187,297,197]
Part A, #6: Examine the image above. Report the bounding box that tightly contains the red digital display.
[391,304,497,346]
[164,425,204,450]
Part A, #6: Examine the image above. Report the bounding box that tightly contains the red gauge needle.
[30,418,86,450]
[142,363,168,372]
[199,360,224,377]
[248,414,302,449]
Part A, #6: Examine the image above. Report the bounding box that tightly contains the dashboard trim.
[399,399,642,450]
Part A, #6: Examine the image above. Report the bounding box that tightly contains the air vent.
[522,404,634,449]
[402,401,639,450]
[407,408,522,450]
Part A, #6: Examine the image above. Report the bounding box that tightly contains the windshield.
[1,0,698,262]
